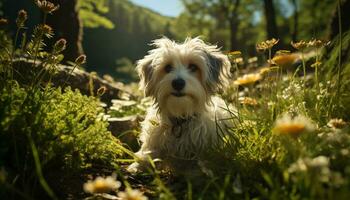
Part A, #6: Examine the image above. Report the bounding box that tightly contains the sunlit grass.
[1,2,350,200]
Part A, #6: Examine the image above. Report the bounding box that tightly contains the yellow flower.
[228,51,242,57]
[83,175,121,194]
[239,97,258,106]
[327,118,347,129]
[35,0,60,14]
[118,188,148,200]
[247,57,258,64]
[259,66,279,76]
[291,40,308,50]
[271,54,299,68]
[273,113,315,137]
[233,73,262,86]
[256,38,279,52]
[233,57,243,64]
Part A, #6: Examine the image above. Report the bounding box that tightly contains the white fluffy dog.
[128,37,232,173]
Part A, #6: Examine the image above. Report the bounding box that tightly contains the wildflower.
[308,39,329,48]
[273,113,315,137]
[83,175,121,194]
[53,38,66,53]
[288,156,329,173]
[16,9,27,28]
[239,97,258,106]
[247,57,258,64]
[228,51,242,57]
[36,24,53,38]
[233,73,262,86]
[307,156,329,168]
[75,54,86,65]
[228,51,243,65]
[291,40,308,50]
[35,0,60,14]
[256,38,279,52]
[234,57,243,64]
[340,149,349,156]
[311,61,322,68]
[97,86,107,96]
[287,158,308,173]
[270,54,299,68]
[259,66,278,75]
[118,188,148,200]
[327,118,347,129]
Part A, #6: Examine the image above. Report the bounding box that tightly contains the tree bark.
[229,19,240,51]
[228,0,240,50]
[46,0,84,63]
[263,0,279,39]
[328,0,350,40]
[291,0,298,41]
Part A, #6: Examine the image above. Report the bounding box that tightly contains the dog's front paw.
[127,162,143,173]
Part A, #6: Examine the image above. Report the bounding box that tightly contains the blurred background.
[1,0,346,83]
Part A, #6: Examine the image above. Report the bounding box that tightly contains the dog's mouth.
[171,92,186,97]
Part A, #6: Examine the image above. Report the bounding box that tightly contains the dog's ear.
[204,48,231,93]
[136,55,155,97]
[185,37,230,93]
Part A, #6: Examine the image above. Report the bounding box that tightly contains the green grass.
[0,9,124,199]
[115,35,350,200]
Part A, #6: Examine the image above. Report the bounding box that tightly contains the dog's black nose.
[172,78,185,91]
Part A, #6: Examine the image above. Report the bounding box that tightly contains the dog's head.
[137,37,230,118]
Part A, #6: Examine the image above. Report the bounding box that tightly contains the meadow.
[1,0,350,200]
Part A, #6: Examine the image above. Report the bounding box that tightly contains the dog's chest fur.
[139,98,229,160]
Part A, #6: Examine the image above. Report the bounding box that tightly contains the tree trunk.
[291,0,298,41]
[328,0,350,40]
[46,0,83,63]
[263,0,279,39]
[229,0,240,51]
[229,19,240,50]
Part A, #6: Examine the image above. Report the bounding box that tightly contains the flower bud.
[16,10,28,28]
[53,38,67,53]
[97,86,107,96]
[75,54,86,65]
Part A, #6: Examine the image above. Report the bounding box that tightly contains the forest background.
[1,0,344,83]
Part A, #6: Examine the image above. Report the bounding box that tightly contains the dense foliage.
[1,0,339,83]
[0,8,123,199]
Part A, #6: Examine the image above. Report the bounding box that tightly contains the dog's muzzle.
[171,78,186,97]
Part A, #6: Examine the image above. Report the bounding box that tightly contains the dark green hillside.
[83,0,174,81]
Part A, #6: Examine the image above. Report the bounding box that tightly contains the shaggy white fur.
[128,37,232,173]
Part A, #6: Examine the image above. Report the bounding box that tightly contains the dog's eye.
[188,63,198,72]
[164,64,173,73]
